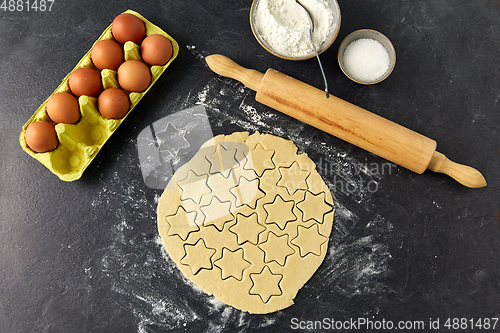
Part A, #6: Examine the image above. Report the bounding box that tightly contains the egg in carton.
[19,10,179,181]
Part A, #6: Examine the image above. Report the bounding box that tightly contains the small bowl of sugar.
[338,29,396,84]
[250,0,341,60]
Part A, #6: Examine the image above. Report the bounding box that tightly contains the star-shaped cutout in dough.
[277,161,310,195]
[229,213,266,245]
[263,195,297,230]
[206,171,239,205]
[291,224,328,257]
[229,176,265,209]
[214,248,251,280]
[243,143,275,177]
[155,122,190,158]
[177,170,212,204]
[165,206,199,241]
[205,143,239,177]
[180,238,216,275]
[200,196,233,231]
[258,231,295,266]
[297,191,333,223]
[249,266,283,303]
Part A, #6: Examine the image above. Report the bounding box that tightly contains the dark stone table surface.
[1,1,499,332]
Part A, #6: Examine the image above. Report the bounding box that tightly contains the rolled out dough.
[157,131,334,314]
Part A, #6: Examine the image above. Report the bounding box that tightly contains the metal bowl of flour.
[250,0,341,60]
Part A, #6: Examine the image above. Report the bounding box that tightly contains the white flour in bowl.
[254,0,336,58]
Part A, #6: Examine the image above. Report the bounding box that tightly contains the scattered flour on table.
[91,65,397,330]
[94,172,200,331]
[186,44,206,60]
[318,210,393,299]
[94,170,281,331]
[194,75,396,308]
[195,77,274,132]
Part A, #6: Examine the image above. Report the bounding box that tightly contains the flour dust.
[94,169,282,332]
[192,69,396,311]
[93,45,397,331]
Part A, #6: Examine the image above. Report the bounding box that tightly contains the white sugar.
[343,38,390,82]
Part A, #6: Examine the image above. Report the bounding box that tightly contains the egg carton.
[19,9,179,181]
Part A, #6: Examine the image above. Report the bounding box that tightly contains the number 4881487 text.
[1,0,55,11]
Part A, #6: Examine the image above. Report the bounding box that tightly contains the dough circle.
[157,132,334,314]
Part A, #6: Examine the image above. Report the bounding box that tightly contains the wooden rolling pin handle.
[205,54,487,188]
[205,54,263,91]
[428,151,487,188]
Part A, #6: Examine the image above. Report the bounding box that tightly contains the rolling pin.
[205,54,486,188]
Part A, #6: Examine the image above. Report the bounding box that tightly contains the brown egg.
[140,34,173,66]
[25,121,59,153]
[91,39,124,71]
[69,67,102,97]
[46,92,80,124]
[117,60,151,92]
[112,13,146,45]
[98,88,130,119]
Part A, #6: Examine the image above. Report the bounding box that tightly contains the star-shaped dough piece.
[165,206,199,240]
[258,231,295,266]
[263,195,297,230]
[277,161,309,195]
[249,266,283,303]
[206,144,239,177]
[200,196,233,231]
[244,143,275,177]
[180,238,216,275]
[214,248,251,280]
[229,213,266,245]
[291,224,328,257]
[177,170,212,204]
[229,176,265,209]
[156,122,190,158]
[297,191,332,223]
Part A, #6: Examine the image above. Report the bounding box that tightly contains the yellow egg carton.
[19,9,179,181]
